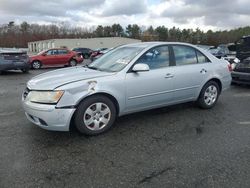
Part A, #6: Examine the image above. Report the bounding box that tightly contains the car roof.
[121,42,198,49]
[0,50,26,54]
[73,47,91,49]
[242,35,250,39]
[48,48,69,50]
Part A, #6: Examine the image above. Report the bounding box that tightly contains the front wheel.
[32,61,41,69]
[197,81,220,109]
[74,95,117,135]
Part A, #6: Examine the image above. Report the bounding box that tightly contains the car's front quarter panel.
[56,73,126,115]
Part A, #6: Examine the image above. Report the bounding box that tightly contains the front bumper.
[231,71,250,85]
[22,100,75,131]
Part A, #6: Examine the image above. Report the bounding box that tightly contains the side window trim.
[195,50,199,64]
[169,45,176,66]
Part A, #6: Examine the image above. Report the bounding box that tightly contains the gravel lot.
[0,68,250,188]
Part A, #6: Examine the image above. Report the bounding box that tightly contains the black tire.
[197,81,220,109]
[69,59,77,66]
[21,68,29,73]
[74,95,117,135]
[32,61,41,69]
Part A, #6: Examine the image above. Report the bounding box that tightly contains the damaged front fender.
[55,80,99,108]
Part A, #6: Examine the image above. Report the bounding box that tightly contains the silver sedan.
[22,42,232,135]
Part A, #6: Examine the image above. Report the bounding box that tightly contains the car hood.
[27,66,116,90]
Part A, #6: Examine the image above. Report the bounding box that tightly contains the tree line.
[1,21,250,48]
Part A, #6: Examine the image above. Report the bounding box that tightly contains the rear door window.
[173,45,197,66]
[58,49,68,54]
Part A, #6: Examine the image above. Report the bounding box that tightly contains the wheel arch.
[32,59,42,64]
[69,92,120,131]
[207,78,222,94]
[88,92,120,115]
[198,77,222,99]
[69,58,78,65]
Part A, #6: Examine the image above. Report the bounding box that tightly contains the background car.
[29,48,83,69]
[196,45,215,51]
[90,48,114,61]
[22,42,231,135]
[231,57,250,85]
[72,48,93,59]
[0,50,30,74]
[235,35,250,61]
[90,48,108,61]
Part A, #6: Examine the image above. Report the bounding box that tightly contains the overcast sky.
[0,0,249,31]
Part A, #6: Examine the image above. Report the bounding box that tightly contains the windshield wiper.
[83,64,115,72]
[83,64,100,71]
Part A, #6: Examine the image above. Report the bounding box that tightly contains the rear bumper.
[0,61,30,71]
[221,75,232,91]
[76,57,84,63]
[22,100,75,131]
[231,71,250,84]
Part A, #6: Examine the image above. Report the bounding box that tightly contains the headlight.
[27,91,64,104]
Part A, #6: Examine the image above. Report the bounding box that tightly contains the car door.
[125,45,175,113]
[56,49,71,65]
[170,45,212,102]
[42,49,57,65]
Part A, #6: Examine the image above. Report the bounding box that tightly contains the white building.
[28,37,141,53]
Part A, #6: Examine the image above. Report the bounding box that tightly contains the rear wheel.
[197,81,220,109]
[74,95,117,135]
[69,59,77,66]
[32,61,41,69]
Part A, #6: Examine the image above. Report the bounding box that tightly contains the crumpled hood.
[27,66,115,90]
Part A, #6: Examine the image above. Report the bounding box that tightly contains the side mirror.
[42,53,47,56]
[132,63,150,72]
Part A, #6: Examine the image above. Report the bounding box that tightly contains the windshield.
[38,50,46,55]
[87,46,144,72]
[209,48,219,54]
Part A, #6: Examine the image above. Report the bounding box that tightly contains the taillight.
[228,63,233,72]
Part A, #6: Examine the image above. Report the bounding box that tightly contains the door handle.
[200,69,207,73]
[165,73,174,78]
